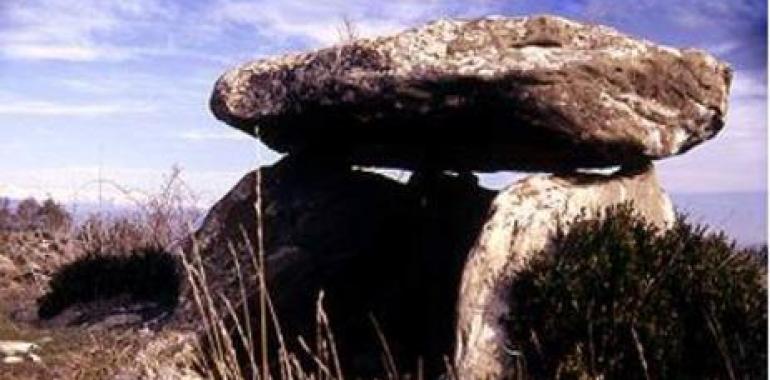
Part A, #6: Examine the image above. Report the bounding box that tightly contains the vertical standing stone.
[455,165,675,379]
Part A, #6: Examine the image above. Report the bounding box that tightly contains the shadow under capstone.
[184,154,495,378]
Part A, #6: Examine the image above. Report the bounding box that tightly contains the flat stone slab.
[211,15,731,171]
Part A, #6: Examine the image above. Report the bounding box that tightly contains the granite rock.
[211,15,731,171]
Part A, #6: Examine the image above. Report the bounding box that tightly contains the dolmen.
[196,14,730,379]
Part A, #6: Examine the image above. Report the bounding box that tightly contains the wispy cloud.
[0,0,530,63]
[179,129,252,141]
[580,0,767,69]
[0,0,176,61]
[707,41,741,56]
[2,44,112,61]
[209,0,495,47]
[0,166,249,206]
[730,70,767,99]
[0,101,153,116]
[0,0,765,199]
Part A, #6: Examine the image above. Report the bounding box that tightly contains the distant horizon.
[2,183,766,247]
[0,0,767,205]
[0,1,766,249]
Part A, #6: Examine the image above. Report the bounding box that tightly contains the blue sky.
[0,0,766,207]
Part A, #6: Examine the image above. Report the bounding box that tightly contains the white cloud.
[0,0,178,62]
[729,70,767,99]
[0,0,764,199]
[56,74,207,105]
[209,0,492,47]
[0,0,495,62]
[0,166,248,207]
[706,41,742,56]
[657,69,767,193]
[0,140,25,153]
[583,0,765,28]
[58,79,126,93]
[0,101,153,116]
[2,44,107,61]
[179,129,252,141]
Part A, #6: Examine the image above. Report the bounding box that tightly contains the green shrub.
[38,248,181,319]
[507,204,767,379]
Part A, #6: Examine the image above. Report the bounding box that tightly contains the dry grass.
[178,166,412,380]
[336,15,359,44]
[0,167,206,378]
[181,168,337,380]
[181,235,405,380]
[76,165,202,254]
[0,304,164,380]
[10,161,762,379]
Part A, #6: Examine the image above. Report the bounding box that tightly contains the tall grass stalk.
[255,167,269,380]
[180,237,356,379]
[180,166,377,379]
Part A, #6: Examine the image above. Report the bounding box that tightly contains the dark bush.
[507,204,767,379]
[38,248,181,319]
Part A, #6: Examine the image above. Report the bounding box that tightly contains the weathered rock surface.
[211,15,731,171]
[182,155,495,377]
[455,164,675,379]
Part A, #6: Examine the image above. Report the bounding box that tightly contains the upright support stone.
[454,164,675,379]
[182,155,495,377]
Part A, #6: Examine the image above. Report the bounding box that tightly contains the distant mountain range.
[5,191,766,247]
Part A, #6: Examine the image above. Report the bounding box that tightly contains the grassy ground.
[0,230,191,379]
[0,301,198,380]
[0,175,201,379]
[0,304,129,379]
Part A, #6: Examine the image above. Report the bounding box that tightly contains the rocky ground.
[0,231,199,380]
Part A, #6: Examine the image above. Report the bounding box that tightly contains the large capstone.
[211,15,731,172]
